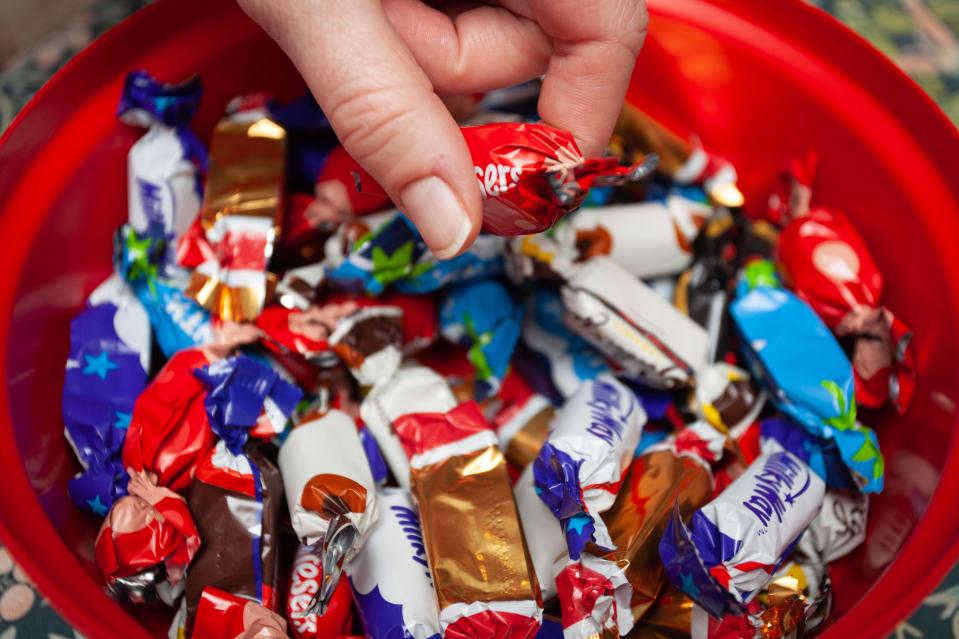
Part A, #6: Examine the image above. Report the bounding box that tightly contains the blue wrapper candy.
[118,70,207,247]
[730,282,885,493]
[194,355,303,451]
[533,376,646,560]
[659,450,825,619]
[439,279,523,401]
[63,275,151,516]
[759,417,856,492]
[115,225,214,356]
[328,213,504,296]
[519,287,610,402]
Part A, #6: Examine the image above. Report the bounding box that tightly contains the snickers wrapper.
[562,257,709,389]
[533,376,646,560]
[192,587,288,639]
[394,402,542,639]
[346,487,442,639]
[659,451,825,618]
[359,366,458,489]
[185,443,283,631]
[278,410,378,549]
[186,114,286,322]
[287,545,354,639]
[514,464,569,600]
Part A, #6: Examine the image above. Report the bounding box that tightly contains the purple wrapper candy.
[63,276,151,516]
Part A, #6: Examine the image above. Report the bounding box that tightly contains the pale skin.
[238,0,648,258]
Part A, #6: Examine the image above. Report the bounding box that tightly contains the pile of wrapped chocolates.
[62,70,916,639]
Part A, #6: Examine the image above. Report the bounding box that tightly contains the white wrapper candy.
[533,376,646,560]
[561,256,710,389]
[513,464,569,600]
[346,488,442,639]
[805,490,868,564]
[359,366,458,489]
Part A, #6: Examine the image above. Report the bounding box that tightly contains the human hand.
[238,0,648,257]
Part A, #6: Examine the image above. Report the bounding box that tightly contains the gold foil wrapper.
[597,450,712,624]
[503,405,554,469]
[410,444,538,611]
[624,584,693,639]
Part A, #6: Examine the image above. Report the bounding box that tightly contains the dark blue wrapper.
[760,417,856,491]
[359,426,390,485]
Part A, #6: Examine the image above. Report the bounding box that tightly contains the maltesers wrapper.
[353,122,658,236]
[693,363,765,436]
[393,401,542,639]
[94,469,200,606]
[192,587,288,639]
[287,545,355,639]
[63,275,151,516]
[278,410,379,614]
[778,205,916,414]
[122,348,216,491]
[533,376,646,559]
[659,451,825,619]
[730,275,885,493]
[359,365,458,489]
[117,70,207,248]
[346,487,443,639]
[440,278,524,400]
[562,257,710,389]
[513,464,569,601]
[184,111,287,322]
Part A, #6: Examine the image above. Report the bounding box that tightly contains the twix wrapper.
[278,410,379,615]
[185,111,286,321]
[394,402,542,639]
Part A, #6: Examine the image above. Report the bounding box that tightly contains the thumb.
[239,0,482,258]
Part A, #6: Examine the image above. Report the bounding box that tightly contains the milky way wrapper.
[278,410,379,613]
[346,487,442,639]
[730,281,885,493]
[659,451,825,619]
[185,112,286,322]
[359,365,458,489]
[514,464,568,601]
[394,401,542,639]
[192,587,288,639]
[562,257,709,389]
[533,376,646,560]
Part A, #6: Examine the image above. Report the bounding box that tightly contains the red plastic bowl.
[0,0,958,637]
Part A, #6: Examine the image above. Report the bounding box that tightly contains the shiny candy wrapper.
[440,279,523,400]
[393,402,542,639]
[192,587,289,639]
[494,386,555,470]
[94,470,200,606]
[730,278,885,493]
[778,206,916,413]
[354,122,658,236]
[346,487,442,639]
[533,376,646,559]
[185,112,287,322]
[287,545,354,639]
[694,363,765,436]
[659,451,825,619]
[278,410,379,612]
[117,70,206,246]
[505,231,578,283]
[122,348,216,491]
[514,464,569,600]
[624,584,694,639]
[359,365,458,489]
[562,257,710,389]
[556,553,635,638]
[759,418,856,491]
[64,275,151,516]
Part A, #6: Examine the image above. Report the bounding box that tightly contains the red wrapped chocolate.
[94,470,200,605]
[775,156,916,413]
[354,122,657,236]
[192,587,289,639]
[286,543,354,639]
[122,348,215,490]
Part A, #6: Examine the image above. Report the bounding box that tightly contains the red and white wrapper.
[193,587,289,639]
[556,555,635,638]
[359,366,458,489]
[286,545,354,639]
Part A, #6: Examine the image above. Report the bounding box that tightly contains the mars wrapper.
[562,257,710,389]
[185,111,286,322]
[192,587,288,639]
[394,402,542,639]
[533,376,645,560]
[346,488,442,639]
[359,366,458,489]
[659,451,825,619]
[514,464,569,601]
[569,190,713,280]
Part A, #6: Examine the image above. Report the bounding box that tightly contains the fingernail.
[400,176,472,259]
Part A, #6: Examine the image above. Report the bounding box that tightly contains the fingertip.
[399,175,480,259]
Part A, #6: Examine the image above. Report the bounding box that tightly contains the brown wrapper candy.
[394,402,542,638]
[693,363,765,436]
[329,305,404,386]
[185,114,286,322]
[185,443,284,633]
[624,584,694,639]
